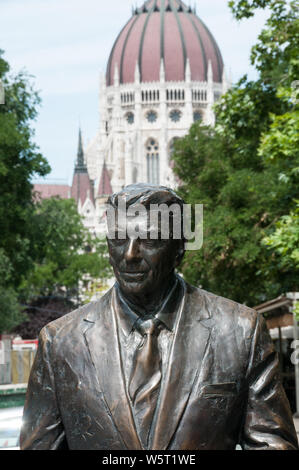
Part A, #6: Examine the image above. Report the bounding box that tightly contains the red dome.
[106,0,224,86]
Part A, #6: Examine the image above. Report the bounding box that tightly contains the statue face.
[107,208,181,298]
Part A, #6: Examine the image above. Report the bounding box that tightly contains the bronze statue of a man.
[20,184,298,450]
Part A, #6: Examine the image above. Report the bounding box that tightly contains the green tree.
[0,50,50,331]
[0,50,50,287]
[172,0,299,305]
[20,197,112,301]
[263,202,299,271]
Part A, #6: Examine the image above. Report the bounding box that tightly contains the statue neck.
[119,273,178,318]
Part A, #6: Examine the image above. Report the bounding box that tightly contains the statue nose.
[125,238,141,261]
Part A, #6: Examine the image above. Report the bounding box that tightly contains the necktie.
[129,317,162,448]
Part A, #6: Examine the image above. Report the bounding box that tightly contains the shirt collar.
[115,275,183,337]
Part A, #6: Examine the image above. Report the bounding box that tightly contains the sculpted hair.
[107,183,185,211]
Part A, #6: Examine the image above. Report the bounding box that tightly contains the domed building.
[70,0,229,233]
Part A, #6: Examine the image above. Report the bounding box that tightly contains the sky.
[0,0,270,184]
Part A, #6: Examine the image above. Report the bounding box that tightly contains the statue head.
[106,183,186,299]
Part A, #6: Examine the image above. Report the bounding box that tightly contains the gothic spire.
[75,128,87,173]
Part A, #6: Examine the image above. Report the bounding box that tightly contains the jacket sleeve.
[20,326,68,450]
[240,313,298,450]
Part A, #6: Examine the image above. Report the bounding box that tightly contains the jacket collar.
[115,275,184,337]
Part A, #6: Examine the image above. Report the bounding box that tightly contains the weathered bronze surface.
[20,184,298,450]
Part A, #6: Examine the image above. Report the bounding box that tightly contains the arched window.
[146,110,158,123]
[125,112,134,124]
[146,139,160,185]
[169,109,182,123]
[193,110,202,122]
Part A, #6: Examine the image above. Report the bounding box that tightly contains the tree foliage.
[0,50,50,287]
[20,197,112,302]
[0,50,51,331]
[263,203,299,271]
[0,51,112,333]
[0,250,25,332]
[173,0,299,305]
[13,297,76,340]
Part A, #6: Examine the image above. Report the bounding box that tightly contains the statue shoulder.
[185,281,258,329]
[39,288,113,344]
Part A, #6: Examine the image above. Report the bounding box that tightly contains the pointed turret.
[71,128,95,207]
[97,160,113,197]
[74,128,87,174]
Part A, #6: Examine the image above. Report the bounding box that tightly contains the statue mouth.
[120,271,148,281]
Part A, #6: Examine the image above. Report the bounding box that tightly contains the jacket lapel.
[150,283,213,450]
[83,290,142,450]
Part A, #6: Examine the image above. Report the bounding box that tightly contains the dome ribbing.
[106,0,224,86]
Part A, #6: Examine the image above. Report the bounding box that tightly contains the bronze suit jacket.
[20,281,298,450]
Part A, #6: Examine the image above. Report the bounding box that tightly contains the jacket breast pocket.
[201,382,238,398]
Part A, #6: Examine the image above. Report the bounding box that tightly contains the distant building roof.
[71,172,94,206]
[33,184,70,200]
[254,295,294,330]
